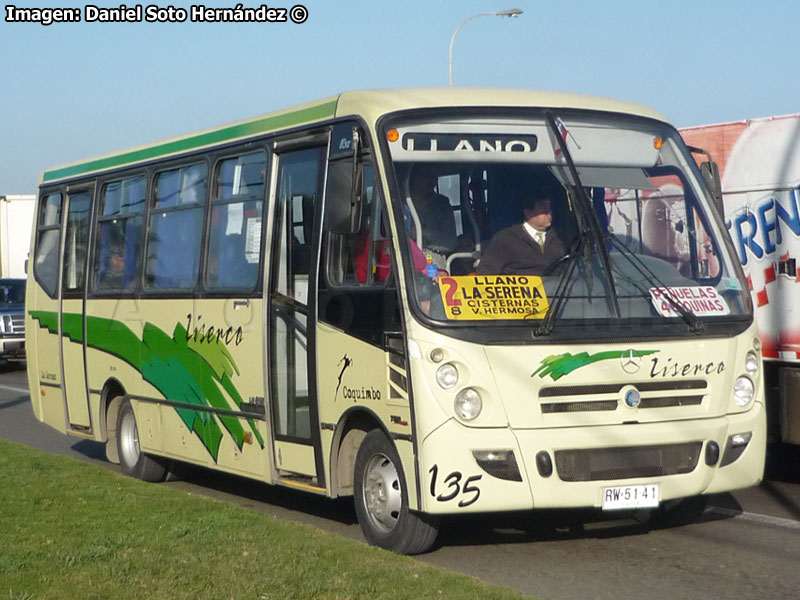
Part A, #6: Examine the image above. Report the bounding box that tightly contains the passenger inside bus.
[407,164,458,253]
[354,204,428,283]
[641,194,690,272]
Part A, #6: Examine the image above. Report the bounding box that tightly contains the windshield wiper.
[533,112,621,336]
[606,233,704,333]
[533,229,588,336]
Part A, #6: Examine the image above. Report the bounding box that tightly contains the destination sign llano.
[438,275,549,320]
[402,133,538,154]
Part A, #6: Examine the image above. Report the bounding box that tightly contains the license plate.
[602,484,659,510]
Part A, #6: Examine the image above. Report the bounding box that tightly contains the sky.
[1,0,798,194]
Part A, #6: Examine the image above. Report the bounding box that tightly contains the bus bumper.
[418,402,766,514]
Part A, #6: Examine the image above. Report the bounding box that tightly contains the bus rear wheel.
[354,429,439,555]
[116,398,167,482]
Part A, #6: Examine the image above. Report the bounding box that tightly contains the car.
[0,278,26,361]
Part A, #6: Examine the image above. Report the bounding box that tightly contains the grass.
[0,439,532,599]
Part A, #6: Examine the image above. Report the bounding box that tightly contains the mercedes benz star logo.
[624,387,642,408]
[620,349,642,374]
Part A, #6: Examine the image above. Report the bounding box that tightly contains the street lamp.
[449,8,523,86]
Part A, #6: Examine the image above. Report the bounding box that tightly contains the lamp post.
[448,8,523,86]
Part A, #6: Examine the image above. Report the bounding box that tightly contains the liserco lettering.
[533,350,660,381]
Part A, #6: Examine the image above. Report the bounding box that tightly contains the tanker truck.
[681,115,800,445]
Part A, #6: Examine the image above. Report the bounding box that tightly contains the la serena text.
[458,276,543,300]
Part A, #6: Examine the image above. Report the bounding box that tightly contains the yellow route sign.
[438,275,549,320]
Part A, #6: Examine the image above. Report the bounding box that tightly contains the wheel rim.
[361,452,402,534]
[119,409,140,467]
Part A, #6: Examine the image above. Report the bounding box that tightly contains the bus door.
[30,191,66,432]
[266,141,327,484]
[60,187,93,431]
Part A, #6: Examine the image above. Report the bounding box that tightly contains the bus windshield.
[384,110,751,338]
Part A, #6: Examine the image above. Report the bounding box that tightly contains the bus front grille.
[541,396,704,413]
[541,400,618,413]
[554,442,703,482]
[539,380,707,415]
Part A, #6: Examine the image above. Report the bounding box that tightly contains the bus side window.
[34,192,62,297]
[206,152,266,290]
[62,191,91,292]
[94,175,146,292]
[145,163,207,290]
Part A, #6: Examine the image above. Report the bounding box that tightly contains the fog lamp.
[721,431,753,467]
[473,450,521,481]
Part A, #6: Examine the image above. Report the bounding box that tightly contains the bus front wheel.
[116,398,167,482]
[353,429,439,554]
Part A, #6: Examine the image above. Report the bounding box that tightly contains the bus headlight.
[733,376,755,408]
[436,363,459,389]
[454,388,482,420]
[744,351,759,375]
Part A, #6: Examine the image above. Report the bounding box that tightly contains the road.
[3,361,800,599]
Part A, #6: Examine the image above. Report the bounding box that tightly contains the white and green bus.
[26,88,766,554]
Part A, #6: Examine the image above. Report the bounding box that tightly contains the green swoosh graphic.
[30,310,264,460]
[532,350,659,381]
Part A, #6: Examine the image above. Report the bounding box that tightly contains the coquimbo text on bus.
[26,89,766,553]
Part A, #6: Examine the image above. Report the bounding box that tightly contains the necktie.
[535,230,545,250]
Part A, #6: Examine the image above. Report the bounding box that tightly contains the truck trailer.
[0,194,35,278]
[0,194,33,360]
[681,115,800,445]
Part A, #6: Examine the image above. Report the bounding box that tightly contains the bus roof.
[40,88,668,185]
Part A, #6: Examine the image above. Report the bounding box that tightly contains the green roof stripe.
[43,100,338,183]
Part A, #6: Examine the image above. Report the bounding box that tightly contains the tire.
[354,429,439,554]
[116,398,167,483]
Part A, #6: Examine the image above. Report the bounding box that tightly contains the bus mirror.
[700,160,723,212]
[327,157,363,235]
[687,145,724,213]
[348,129,364,232]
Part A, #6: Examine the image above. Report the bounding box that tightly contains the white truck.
[681,115,800,445]
[0,194,34,360]
[0,194,35,278]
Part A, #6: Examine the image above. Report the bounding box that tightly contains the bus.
[26,88,766,554]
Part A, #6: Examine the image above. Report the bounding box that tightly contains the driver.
[476,195,566,275]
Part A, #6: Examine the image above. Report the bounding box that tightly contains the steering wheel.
[543,254,572,276]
